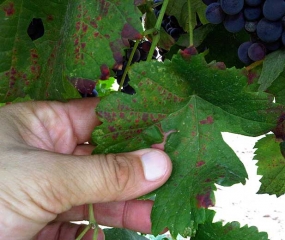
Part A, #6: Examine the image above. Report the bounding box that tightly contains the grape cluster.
[153,0,185,41]
[113,40,158,95]
[204,0,285,65]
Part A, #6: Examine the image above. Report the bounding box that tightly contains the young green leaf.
[166,0,208,31]
[258,49,285,91]
[92,53,280,237]
[192,210,269,240]
[104,228,148,240]
[254,134,285,197]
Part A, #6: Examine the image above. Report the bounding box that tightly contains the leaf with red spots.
[254,134,285,197]
[0,0,142,101]
[192,210,269,240]
[92,53,280,237]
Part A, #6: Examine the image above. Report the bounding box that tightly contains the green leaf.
[92,53,279,237]
[197,24,249,68]
[192,210,269,240]
[104,228,148,240]
[258,49,285,91]
[254,134,285,197]
[266,71,285,105]
[0,0,143,101]
[166,0,207,32]
[96,78,115,97]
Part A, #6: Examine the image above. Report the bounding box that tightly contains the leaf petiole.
[187,0,194,47]
[146,0,170,61]
[118,40,140,91]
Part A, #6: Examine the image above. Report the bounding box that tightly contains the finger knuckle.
[105,153,134,193]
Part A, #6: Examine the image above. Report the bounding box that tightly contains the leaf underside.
[92,53,279,237]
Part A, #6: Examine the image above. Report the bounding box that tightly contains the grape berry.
[205,0,285,65]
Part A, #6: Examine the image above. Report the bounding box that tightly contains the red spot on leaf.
[3,3,15,16]
[81,43,86,49]
[142,113,148,122]
[100,64,110,80]
[99,0,111,16]
[200,116,214,125]
[82,23,88,33]
[90,20,98,28]
[94,32,99,38]
[196,161,205,167]
[196,191,214,208]
[76,22,81,31]
[108,126,116,132]
[121,23,142,40]
[47,15,54,21]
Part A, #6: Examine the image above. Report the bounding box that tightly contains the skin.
[0,98,172,240]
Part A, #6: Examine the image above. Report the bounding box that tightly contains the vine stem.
[118,40,140,91]
[146,0,169,62]
[187,0,194,47]
[245,59,263,71]
[88,203,99,240]
[75,225,91,240]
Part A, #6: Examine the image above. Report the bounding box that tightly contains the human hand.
[0,98,172,240]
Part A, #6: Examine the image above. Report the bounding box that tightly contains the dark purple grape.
[256,18,283,42]
[170,28,182,40]
[263,0,285,21]
[238,41,253,65]
[244,6,262,21]
[126,48,141,63]
[248,42,266,61]
[205,3,225,24]
[220,0,244,15]
[263,40,281,51]
[122,85,136,95]
[140,41,151,52]
[282,32,285,45]
[223,12,245,33]
[245,21,258,32]
[117,74,130,88]
[245,0,263,6]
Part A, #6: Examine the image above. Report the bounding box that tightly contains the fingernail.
[141,150,168,181]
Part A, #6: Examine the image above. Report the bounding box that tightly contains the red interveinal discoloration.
[196,191,214,208]
[3,3,15,16]
[199,116,214,125]
[99,0,111,16]
[100,64,110,80]
[196,161,205,167]
[121,23,142,40]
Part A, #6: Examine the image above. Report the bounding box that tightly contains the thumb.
[42,149,172,208]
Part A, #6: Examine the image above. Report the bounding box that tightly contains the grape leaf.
[0,0,143,101]
[92,53,279,237]
[258,49,285,91]
[197,24,249,68]
[192,210,269,240]
[166,0,208,31]
[254,134,285,197]
[266,71,285,105]
[104,228,148,240]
